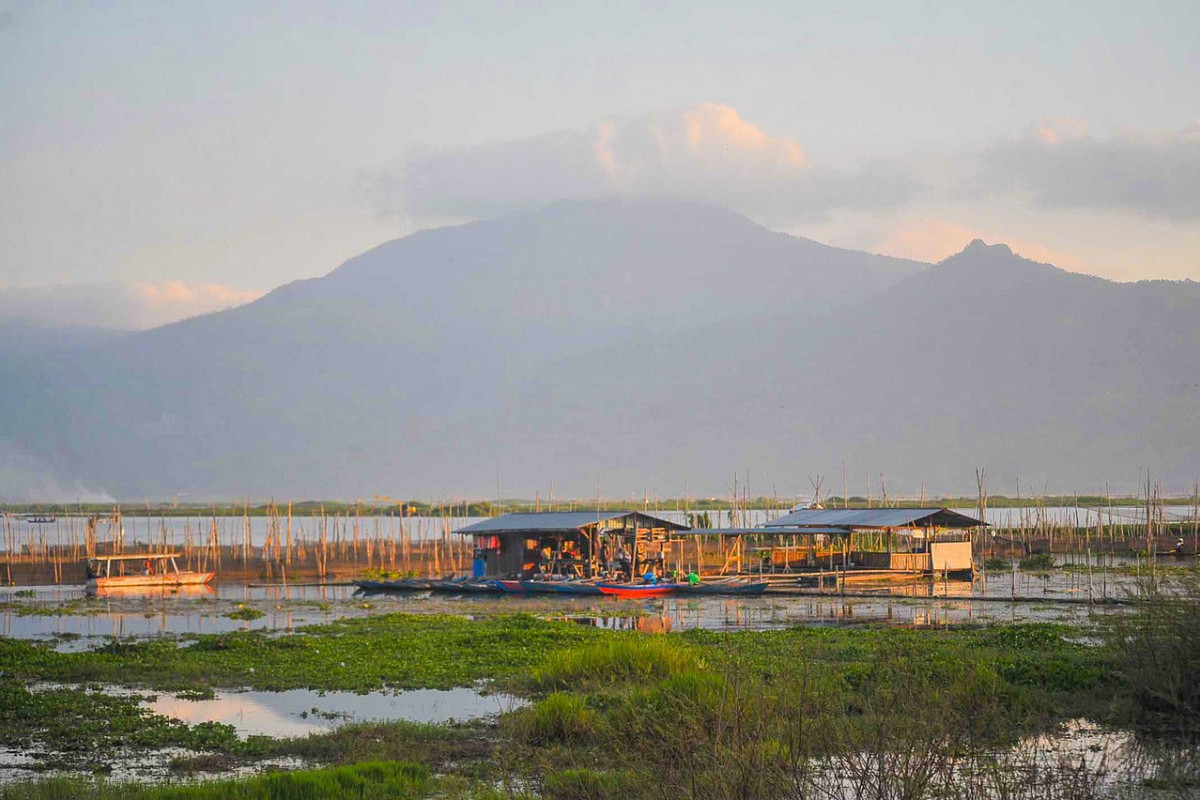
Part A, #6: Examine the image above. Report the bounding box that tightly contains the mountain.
[2,203,1197,500]
[0,200,924,499]
[400,239,1200,497]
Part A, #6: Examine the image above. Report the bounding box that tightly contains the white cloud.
[359,103,917,225]
[976,119,1200,220]
[0,281,263,330]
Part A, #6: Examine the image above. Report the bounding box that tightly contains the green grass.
[0,762,432,800]
[527,635,705,692]
[0,613,597,692]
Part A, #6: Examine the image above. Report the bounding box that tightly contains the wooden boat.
[541,580,603,596]
[680,580,769,596]
[430,577,501,593]
[517,579,568,594]
[456,580,502,593]
[354,577,433,591]
[596,582,686,598]
[85,553,213,592]
[93,583,215,599]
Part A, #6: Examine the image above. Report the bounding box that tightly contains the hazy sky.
[3,0,1199,315]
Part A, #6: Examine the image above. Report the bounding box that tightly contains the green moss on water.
[0,762,432,800]
[0,613,597,692]
[222,606,265,622]
[0,681,245,756]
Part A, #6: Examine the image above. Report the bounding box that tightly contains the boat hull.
[596,582,685,598]
[87,572,213,591]
[520,580,603,595]
[354,578,432,591]
[681,581,769,596]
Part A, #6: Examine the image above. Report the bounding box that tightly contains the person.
[643,569,657,585]
[687,571,700,586]
[617,547,631,581]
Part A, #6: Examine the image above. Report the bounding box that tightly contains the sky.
[2,0,1199,327]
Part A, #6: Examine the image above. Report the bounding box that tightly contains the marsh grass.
[0,762,432,800]
[1107,566,1200,737]
[508,692,597,745]
[504,630,1140,800]
[526,635,703,692]
[7,612,1190,799]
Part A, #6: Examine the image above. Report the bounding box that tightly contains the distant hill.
[458,239,1200,496]
[1,202,1196,500]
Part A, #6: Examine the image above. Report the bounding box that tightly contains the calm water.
[0,563,1146,643]
[27,684,523,737]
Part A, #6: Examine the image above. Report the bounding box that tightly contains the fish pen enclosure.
[0,505,479,586]
[2,493,1195,587]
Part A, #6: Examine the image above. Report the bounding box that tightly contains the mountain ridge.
[0,200,1195,500]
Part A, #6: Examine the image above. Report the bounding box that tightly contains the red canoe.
[596,582,686,598]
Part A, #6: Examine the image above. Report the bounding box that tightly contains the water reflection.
[0,568,1148,645]
[142,687,524,737]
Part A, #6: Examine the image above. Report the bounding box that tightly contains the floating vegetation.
[1019,553,1058,571]
[222,606,265,622]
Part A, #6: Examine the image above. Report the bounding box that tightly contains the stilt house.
[457,511,690,578]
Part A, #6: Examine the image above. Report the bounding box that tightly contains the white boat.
[85,552,214,592]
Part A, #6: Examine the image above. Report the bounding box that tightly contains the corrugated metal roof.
[457,511,688,535]
[763,508,983,529]
[676,527,851,536]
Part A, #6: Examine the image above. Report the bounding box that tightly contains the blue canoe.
[680,580,769,596]
[520,579,604,596]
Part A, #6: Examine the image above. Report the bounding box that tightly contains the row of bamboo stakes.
[2,476,1198,586]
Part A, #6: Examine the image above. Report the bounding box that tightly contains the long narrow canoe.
[456,580,502,593]
[491,579,526,593]
[354,578,432,591]
[680,581,769,596]
[521,580,604,596]
[429,578,498,592]
[596,582,686,598]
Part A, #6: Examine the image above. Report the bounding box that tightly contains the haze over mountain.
[1,200,1196,501]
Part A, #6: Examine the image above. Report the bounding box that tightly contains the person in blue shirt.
[643,569,658,585]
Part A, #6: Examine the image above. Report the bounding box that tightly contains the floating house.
[674,507,984,579]
[760,507,982,578]
[457,511,690,579]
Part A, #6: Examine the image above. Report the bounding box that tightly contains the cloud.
[976,119,1200,220]
[359,103,918,225]
[0,281,263,330]
[873,219,1086,272]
